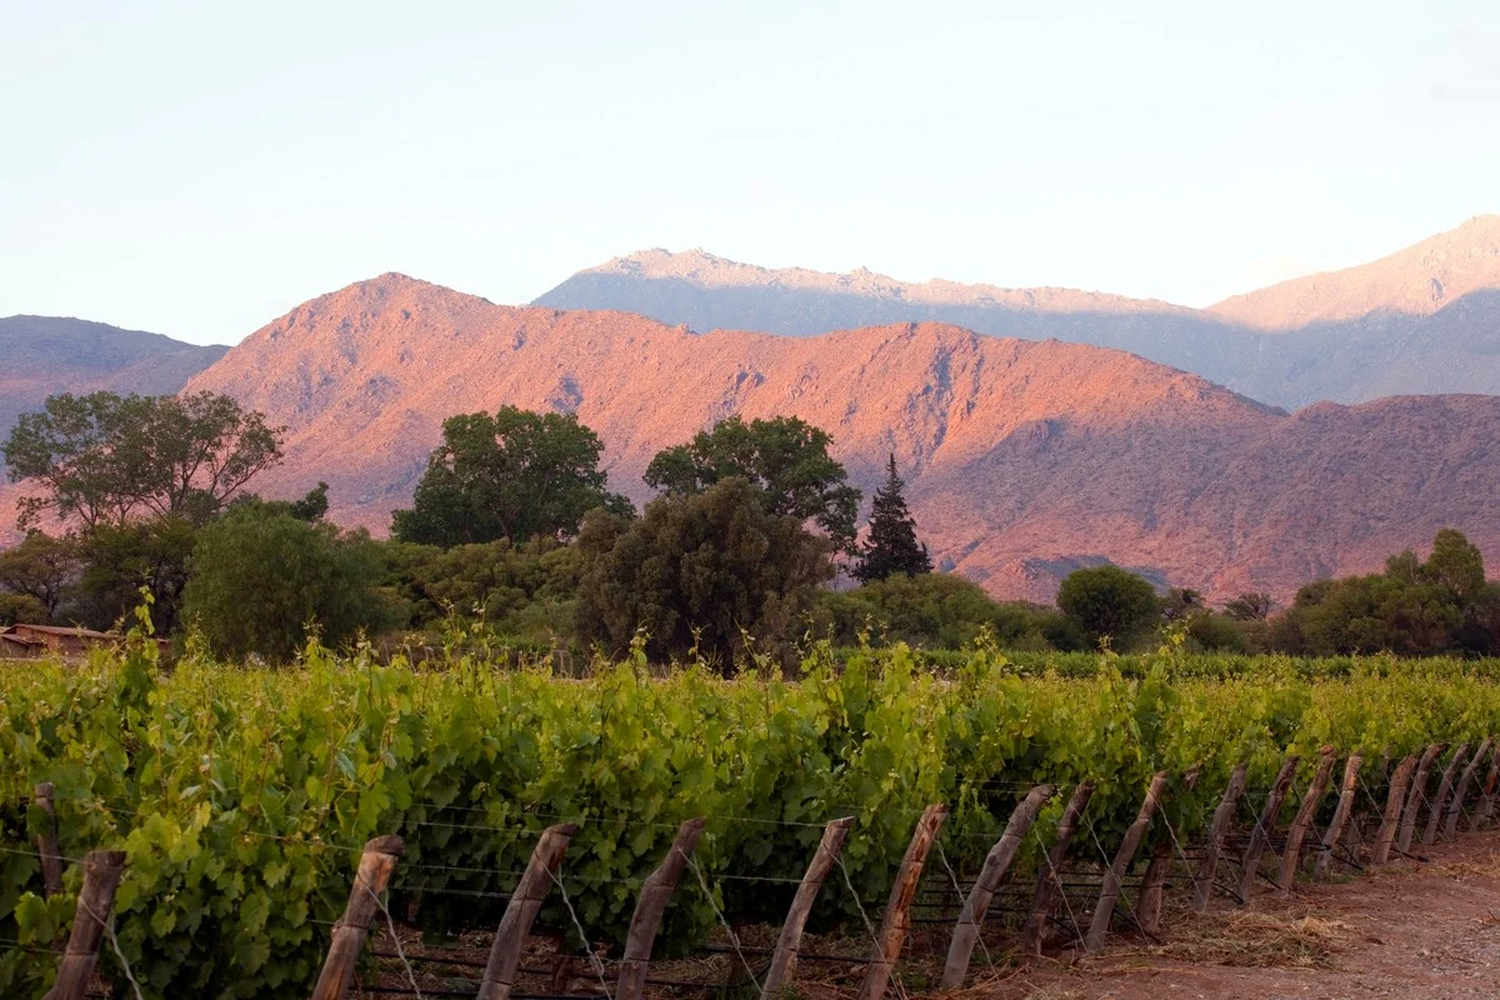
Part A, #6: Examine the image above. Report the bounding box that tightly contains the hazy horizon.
[5,1,1499,346]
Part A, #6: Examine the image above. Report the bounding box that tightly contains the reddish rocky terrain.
[168,273,1500,603]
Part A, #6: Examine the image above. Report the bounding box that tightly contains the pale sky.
[4,0,1499,346]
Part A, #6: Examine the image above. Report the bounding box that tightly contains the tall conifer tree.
[853,454,932,583]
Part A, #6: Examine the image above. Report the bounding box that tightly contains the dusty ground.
[987,830,1500,1000]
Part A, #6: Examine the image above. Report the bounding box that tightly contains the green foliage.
[1056,564,1161,647]
[4,642,1500,998]
[643,415,861,551]
[575,478,834,667]
[182,505,392,660]
[1224,591,1275,621]
[0,592,48,625]
[1270,528,1494,656]
[853,454,931,583]
[391,406,631,548]
[379,535,584,639]
[0,530,80,618]
[811,572,1084,650]
[73,516,198,633]
[3,390,282,531]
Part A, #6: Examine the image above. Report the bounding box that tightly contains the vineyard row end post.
[857,803,947,1000]
[309,834,404,1000]
[615,818,706,1000]
[478,822,578,1000]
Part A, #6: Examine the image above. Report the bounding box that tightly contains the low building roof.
[4,623,119,640]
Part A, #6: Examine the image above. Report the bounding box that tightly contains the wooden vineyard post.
[1477,744,1500,828]
[1313,754,1362,878]
[44,850,126,1000]
[616,818,706,1000]
[1084,771,1169,952]
[1372,754,1418,864]
[309,835,404,1000]
[856,804,947,1000]
[1019,780,1095,955]
[1444,737,1493,839]
[1192,762,1248,911]
[940,785,1052,989]
[1277,746,1337,892]
[761,816,855,996]
[1398,743,1445,854]
[1135,768,1199,936]
[33,782,64,898]
[1235,755,1298,903]
[1422,744,1470,846]
[478,823,578,1000]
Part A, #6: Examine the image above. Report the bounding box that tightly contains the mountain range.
[0,316,227,437]
[535,215,1500,409]
[4,218,1500,604]
[164,273,1500,603]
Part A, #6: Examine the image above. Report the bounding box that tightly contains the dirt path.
[993,830,1500,1000]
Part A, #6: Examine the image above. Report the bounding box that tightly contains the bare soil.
[987,829,1500,1000]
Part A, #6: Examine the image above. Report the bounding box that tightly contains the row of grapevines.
[2,634,1499,997]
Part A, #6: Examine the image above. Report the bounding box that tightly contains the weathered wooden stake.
[309,835,404,1000]
[1444,737,1493,839]
[940,785,1052,989]
[1397,742,1445,854]
[1422,744,1470,846]
[1019,780,1095,955]
[761,816,856,996]
[1084,770,1168,952]
[43,849,126,1000]
[857,804,947,1000]
[1372,754,1418,864]
[1133,768,1199,936]
[1477,744,1500,827]
[1313,755,1362,877]
[1235,754,1298,903]
[1277,746,1337,891]
[478,823,578,1000]
[616,818,706,1000]
[33,782,64,898]
[1191,762,1248,911]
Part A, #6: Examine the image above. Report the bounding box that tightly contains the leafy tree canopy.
[643,415,860,551]
[0,530,81,618]
[1055,564,1161,647]
[183,504,393,661]
[853,455,931,583]
[3,390,283,531]
[812,571,1084,651]
[575,477,834,669]
[391,407,631,548]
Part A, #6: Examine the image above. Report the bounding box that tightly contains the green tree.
[1223,591,1275,621]
[853,455,931,583]
[288,481,330,522]
[575,478,834,668]
[1056,565,1161,648]
[811,571,1084,651]
[183,505,392,661]
[73,517,198,633]
[0,592,48,625]
[391,407,631,547]
[0,531,80,618]
[1424,528,1486,607]
[3,390,283,530]
[644,415,861,551]
[391,536,584,639]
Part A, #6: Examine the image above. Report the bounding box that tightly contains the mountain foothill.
[5,217,1500,603]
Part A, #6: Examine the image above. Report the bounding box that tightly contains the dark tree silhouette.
[853,454,931,583]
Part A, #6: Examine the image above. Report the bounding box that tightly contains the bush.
[811,572,1085,651]
[1056,565,1161,648]
[182,505,393,660]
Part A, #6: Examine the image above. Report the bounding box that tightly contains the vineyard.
[4,630,1500,999]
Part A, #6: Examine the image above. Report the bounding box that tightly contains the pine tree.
[853,454,932,583]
